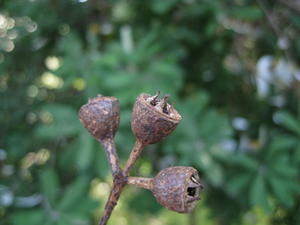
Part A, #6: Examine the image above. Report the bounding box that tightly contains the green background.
[1,0,300,224]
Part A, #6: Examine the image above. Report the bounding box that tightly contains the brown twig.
[100,138,122,178]
[127,176,153,190]
[123,140,145,175]
[98,139,146,225]
[98,176,127,225]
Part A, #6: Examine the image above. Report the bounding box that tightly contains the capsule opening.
[187,187,196,197]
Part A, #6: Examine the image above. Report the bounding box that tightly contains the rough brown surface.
[131,93,181,145]
[79,96,120,141]
[127,177,154,190]
[152,166,203,213]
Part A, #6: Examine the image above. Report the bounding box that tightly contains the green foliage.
[1,0,300,225]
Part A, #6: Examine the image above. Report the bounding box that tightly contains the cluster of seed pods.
[79,92,204,225]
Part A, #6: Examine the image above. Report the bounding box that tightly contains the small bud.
[79,96,120,141]
[131,93,182,145]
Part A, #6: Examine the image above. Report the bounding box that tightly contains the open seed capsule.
[128,166,203,213]
[131,92,182,145]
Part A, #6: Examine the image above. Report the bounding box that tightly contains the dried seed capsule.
[79,96,122,177]
[79,96,120,141]
[153,166,203,213]
[131,92,182,145]
[128,166,203,213]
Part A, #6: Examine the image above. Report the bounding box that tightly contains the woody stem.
[98,139,146,225]
[127,177,153,190]
[100,138,122,178]
[123,140,145,175]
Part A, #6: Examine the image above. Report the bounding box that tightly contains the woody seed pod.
[128,166,203,213]
[131,92,182,145]
[79,96,120,141]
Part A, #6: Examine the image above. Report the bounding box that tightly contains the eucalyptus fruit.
[128,166,203,213]
[79,96,122,178]
[79,96,120,141]
[78,92,203,225]
[131,92,182,145]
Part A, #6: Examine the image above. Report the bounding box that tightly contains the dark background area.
[1,0,300,224]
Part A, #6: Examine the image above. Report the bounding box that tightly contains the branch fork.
[79,92,203,225]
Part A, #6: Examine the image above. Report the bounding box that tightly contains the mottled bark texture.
[101,139,122,178]
[123,140,144,175]
[99,177,127,225]
[127,176,154,190]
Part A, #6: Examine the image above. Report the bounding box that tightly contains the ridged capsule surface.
[131,93,181,145]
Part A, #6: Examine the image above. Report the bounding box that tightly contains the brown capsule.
[128,166,203,213]
[79,96,120,141]
[153,166,203,213]
[131,92,182,145]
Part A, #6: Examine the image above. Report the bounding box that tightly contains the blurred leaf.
[180,92,209,118]
[71,198,99,215]
[39,168,60,207]
[76,130,95,170]
[198,110,232,144]
[267,135,297,158]
[94,146,110,179]
[58,176,89,212]
[229,6,263,21]
[250,175,270,212]
[267,176,294,208]
[35,104,81,139]
[10,209,45,225]
[103,72,136,91]
[269,162,298,178]
[58,139,78,170]
[225,154,258,171]
[276,111,300,136]
[151,0,178,14]
[226,173,252,196]
[128,189,161,214]
[293,143,300,164]
[56,213,89,225]
[206,164,224,187]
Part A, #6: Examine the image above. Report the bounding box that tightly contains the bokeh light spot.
[39,110,53,124]
[7,18,15,30]
[26,112,38,124]
[0,14,7,29]
[90,178,110,199]
[73,78,86,91]
[1,40,14,52]
[27,85,39,97]
[40,72,63,89]
[26,22,37,32]
[21,149,51,169]
[45,56,61,71]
